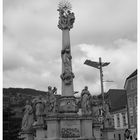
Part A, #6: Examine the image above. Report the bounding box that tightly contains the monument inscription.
[60,120,80,138]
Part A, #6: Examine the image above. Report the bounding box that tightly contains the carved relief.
[61,128,80,138]
[59,97,78,113]
[61,70,74,85]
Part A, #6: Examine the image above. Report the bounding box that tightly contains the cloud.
[72,0,137,44]
[3,0,137,95]
[72,39,137,94]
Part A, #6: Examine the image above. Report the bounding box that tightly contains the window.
[130,79,136,90]
[130,115,134,126]
[118,134,121,140]
[134,96,137,106]
[112,117,115,127]
[134,96,137,115]
[128,97,132,108]
[117,114,120,127]
[122,113,127,126]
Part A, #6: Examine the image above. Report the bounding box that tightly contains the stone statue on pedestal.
[61,48,72,72]
[103,103,113,128]
[45,86,57,114]
[21,100,34,132]
[33,96,45,125]
[58,6,75,30]
[61,48,74,85]
[81,86,92,115]
[48,86,57,113]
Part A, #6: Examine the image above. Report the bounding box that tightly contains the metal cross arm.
[84,59,110,68]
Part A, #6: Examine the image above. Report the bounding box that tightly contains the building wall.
[114,129,125,140]
[125,75,137,129]
[113,110,128,130]
[111,109,128,140]
[125,73,137,139]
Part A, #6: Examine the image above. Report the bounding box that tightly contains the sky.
[3,0,137,95]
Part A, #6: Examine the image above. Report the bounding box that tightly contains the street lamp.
[84,57,110,106]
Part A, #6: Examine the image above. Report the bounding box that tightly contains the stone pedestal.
[92,123,102,140]
[33,124,47,140]
[46,119,60,139]
[20,131,34,140]
[46,114,95,140]
[102,128,115,140]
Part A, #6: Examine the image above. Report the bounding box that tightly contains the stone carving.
[61,48,74,85]
[61,128,80,138]
[103,103,113,127]
[59,97,78,113]
[61,48,72,72]
[46,86,57,113]
[49,86,57,113]
[61,70,74,85]
[81,86,92,115]
[58,5,75,30]
[32,96,45,125]
[92,105,104,123]
[21,100,34,132]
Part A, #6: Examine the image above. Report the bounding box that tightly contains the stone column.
[57,2,78,114]
[61,29,74,96]
[58,5,75,97]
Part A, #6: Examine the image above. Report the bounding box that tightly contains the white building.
[106,89,128,140]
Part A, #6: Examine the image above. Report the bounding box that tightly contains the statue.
[61,48,72,72]
[57,2,75,30]
[49,87,57,113]
[46,86,57,113]
[103,103,113,127]
[21,100,34,132]
[81,86,92,115]
[61,48,74,85]
[33,96,45,125]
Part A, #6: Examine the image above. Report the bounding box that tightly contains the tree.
[3,106,22,140]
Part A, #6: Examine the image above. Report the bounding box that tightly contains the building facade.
[112,108,128,140]
[106,89,128,140]
[124,70,137,139]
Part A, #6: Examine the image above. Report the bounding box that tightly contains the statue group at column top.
[57,2,75,30]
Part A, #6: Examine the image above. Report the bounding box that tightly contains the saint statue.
[81,86,92,115]
[47,86,57,113]
[33,96,45,125]
[103,103,113,127]
[61,48,72,72]
[21,100,34,132]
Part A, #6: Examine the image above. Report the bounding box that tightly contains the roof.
[106,89,127,112]
[126,69,137,80]
[124,69,137,88]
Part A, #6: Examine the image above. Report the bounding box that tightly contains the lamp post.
[84,57,110,107]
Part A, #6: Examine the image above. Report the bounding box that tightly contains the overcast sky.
[3,0,137,95]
